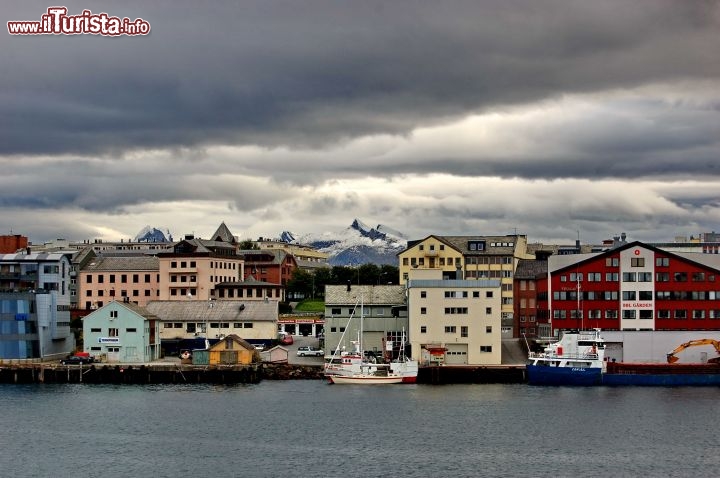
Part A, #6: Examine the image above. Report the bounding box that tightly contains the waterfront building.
[513,254,550,339]
[406,269,502,365]
[541,241,720,335]
[398,234,532,338]
[0,252,74,360]
[83,299,161,363]
[324,284,407,360]
[145,299,278,350]
[201,334,257,365]
[79,255,160,309]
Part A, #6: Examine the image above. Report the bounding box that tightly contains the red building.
[542,241,720,334]
[241,249,298,286]
[0,234,28,253]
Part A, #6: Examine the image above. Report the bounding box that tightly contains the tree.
[238,239,259,250]
[286,268,313,299]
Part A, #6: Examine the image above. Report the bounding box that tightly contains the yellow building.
[399,235,532,337]
[207,334,258,365]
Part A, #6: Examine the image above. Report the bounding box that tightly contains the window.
[631,257,645,267]
[692,272,706,282]
[674,272,687,282]
[606,310,618,319]
[638,272,652,282]
[444,326,457,333]
[480,345,493,353]
[622,310,636,319]
[587,273,601,282]
[420,291,427,298]
[638,291,653,300]
[420,326,427,333]
[657,310,670,319]
[90,328,101,333]
[110,310,118,318]
[693,310,706,319]
[486,291,493,298]
[606,273,619,282]
[108,328,119,337]
[421,307,427,315]
[622,291,636,300]
[126,328,137,332]
[656,257,669,267]
[485,307,492,314]
[588,310,601,319]
[622,272,636,282]
[243,323,253,328]
[606,257,619,267]
[86,275,93,284]
[569,273,583,282]
[109,274,115,284]
[656,272,670,282]
[486,326,492,333]
[461,326,468,337]
[473,291,480,298]
[331,308,341,315]
[674,309,687,319]
[639,310,653,320]
[604,291,618,300]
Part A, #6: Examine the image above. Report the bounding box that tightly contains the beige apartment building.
[157,235,244,301]
[399,234,532,336]
[80,255,160,309]
[407,269,502,365]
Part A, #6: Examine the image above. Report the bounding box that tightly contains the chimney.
[347,281,351,292]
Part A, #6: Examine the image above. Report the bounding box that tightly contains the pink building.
[80,255,160,309]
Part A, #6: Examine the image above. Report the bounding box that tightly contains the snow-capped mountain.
[280,219,407,266]
[134,226,172,243]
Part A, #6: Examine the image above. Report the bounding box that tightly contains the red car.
[280,334,294,345]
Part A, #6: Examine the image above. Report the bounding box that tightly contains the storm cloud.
[2,0,720,245]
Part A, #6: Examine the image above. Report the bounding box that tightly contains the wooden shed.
[260,345,289,363]
[207,335,258,365]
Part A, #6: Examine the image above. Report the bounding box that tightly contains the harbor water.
[0,381,718,477]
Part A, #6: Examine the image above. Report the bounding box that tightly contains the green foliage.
[285,264,401,299]
[238,239,259,250]
[295,299,325,312]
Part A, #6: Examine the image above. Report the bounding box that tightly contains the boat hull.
[528,363,720,386]
[329,374,403,384]
[526,364,602,386]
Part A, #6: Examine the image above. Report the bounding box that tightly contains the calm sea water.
[0,381,718,478]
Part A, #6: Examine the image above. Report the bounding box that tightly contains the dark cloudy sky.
[3,0,720,245]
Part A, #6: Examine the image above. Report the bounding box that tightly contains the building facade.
[80,255,160,309]
[241,249,297,286]
[324,284,408,360]
[157,235,244,301]
[145,299,278,350]
[399,234,531,337]
[544,241,720,334]
[407,269,502,365]
[0,252,74,360]
[83,300,161,363]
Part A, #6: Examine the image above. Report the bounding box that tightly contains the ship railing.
[528,351,600,360]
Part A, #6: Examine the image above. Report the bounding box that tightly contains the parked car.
[280,334,294,345]
[297,346,324,357]
[61,355,95,365]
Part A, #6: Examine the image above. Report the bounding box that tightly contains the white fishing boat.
[325,295,416,384]
[328,363,403,384]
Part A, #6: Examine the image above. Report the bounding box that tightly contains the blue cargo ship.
[526,329,720,386]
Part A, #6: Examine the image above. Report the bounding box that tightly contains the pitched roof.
[324,285,406,306]
[514,259,548,279]
[144,299,278,322]
[83,255,159,271]
[210,222,237,244]
[209,334,255,351]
